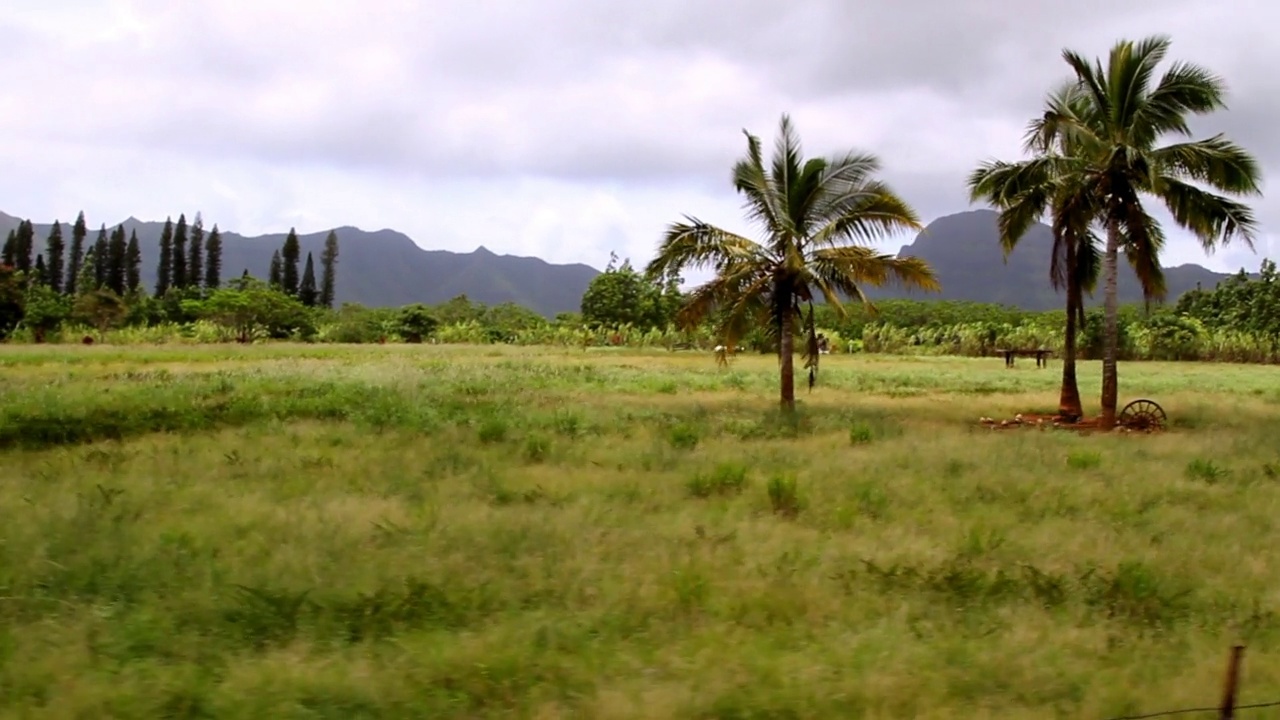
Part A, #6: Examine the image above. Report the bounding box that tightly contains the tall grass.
[2,345,1280,718]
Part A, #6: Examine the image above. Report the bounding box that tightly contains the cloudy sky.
[2,0,1276,277]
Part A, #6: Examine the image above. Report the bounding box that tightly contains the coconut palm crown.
[645,114,940,411]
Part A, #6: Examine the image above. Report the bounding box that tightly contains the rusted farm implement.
[980,397,1168,433]
[1117,398,1167,431]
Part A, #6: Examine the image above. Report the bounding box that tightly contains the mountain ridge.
[2,208,1256,314]
[862,209,1245,310]
[1,212,599,316]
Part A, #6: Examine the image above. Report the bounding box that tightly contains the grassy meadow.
[3,343,1280,718]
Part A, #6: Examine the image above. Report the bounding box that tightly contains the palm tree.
[1024,35,1262,428]
[645,114,940,412]
[968,85,1104,421]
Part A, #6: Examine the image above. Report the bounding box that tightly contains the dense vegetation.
[2,241,1278,364]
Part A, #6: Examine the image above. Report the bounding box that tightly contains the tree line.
[264,228,339,308]
[3,213,154,297]
[0,213,341,341]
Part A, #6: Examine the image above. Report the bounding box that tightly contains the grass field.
[3,344,1280,719]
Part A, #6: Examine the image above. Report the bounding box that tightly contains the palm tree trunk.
[1099,221,1121,429]
[1059,240,1083,422]
[1059,284,1080,420]
[779,313,796,412]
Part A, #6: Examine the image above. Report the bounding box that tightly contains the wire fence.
[1106,699,1280,720]
[1100,646,1277,720]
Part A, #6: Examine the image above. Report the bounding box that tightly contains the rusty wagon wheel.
[1119,398,1167,431]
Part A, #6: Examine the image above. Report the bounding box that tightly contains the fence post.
[1220,645,1245,719]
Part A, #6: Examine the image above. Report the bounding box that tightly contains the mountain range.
[865,209,1246,310]
[0,211,598,317]
[1,208,1255,315]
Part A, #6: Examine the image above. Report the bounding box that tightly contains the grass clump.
[1185,458,1229,483]
[476,416,509,444]
[766,473,802,518]
[1066,450,1102,470]
[667,421,701,450]
[522,433,552,463]
[686,462,749,498]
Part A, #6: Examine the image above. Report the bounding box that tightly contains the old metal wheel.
[1119,398,1167,431]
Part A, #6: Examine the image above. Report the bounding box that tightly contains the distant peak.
[474,245,495,256]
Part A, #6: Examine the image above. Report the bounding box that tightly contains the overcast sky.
[2,0,1276,276]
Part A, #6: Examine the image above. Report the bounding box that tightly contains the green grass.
[3,343,1280,718]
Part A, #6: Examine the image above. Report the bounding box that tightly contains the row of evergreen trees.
[266,229,339,308]
[1,212,223,299]
[4,214,145,297]
[154,213,224,295]
[2,213,341,309]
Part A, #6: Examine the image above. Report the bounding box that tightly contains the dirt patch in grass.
[976,412,1160,435]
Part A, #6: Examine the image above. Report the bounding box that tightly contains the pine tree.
[92,225,109,290]
[268,250,282,288]
[15,220,34,273]
[172,213,188,289]
[126,230,142,293]
[1,229,14,268]
[299,252,318,306]
[76,249,97,295]
[45,222,65,294]
[189,213,204,289]
[320,230,339,308]
[204,224,222,289]
[107,225,127,295]
[157,217,173,296]
[281,228,300,296]
[68,211,87,294]
[34,253,47,285]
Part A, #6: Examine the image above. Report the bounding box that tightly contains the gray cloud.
[0,0,1277,273]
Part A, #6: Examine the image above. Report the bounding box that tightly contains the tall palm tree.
[968,84,1104,421]
[645,114,940,412]
[1026,35,1262,428]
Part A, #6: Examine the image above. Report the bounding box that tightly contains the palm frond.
[644,219,766,281]
[788,157,828,239]
[807,259,875,318]
[768,114,804,247]
[806,180,922,251]
[1078,229,1103,289]
[1137,60,1229,141]
[1061,48,1112,129]
[969,159,1055,255]
[811,246,940,295]
[799,151,882,238]
[732,129,786,235]
[1047,178,1104,288]
[673,260,770,331]
[1023,80,1090,153]
[1105,35,1170,136]
[801,300,820,390]
[1152,135,1263,196]
[1157,178,1259,252]
[714,270,777,349]
[1116,203,1168,302]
